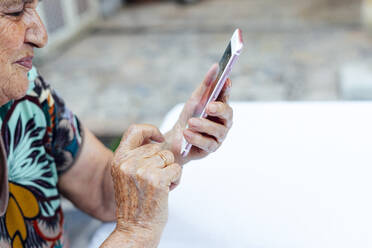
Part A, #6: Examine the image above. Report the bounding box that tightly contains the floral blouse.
[0,67,84,248]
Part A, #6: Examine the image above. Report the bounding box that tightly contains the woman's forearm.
[58,128,117,222]
[79,148,117,221]
[95,154,116,221]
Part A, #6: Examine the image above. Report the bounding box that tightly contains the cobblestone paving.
[37,0,372,136]
[35,0,372,246]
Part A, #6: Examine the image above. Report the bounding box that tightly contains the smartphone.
[180,28,244,157]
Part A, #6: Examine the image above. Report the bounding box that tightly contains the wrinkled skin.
[0,0,48,106]
[101,124,181,247]
[0,1,234,246]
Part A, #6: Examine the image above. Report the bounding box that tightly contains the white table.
[90,102,372,248]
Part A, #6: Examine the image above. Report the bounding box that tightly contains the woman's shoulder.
[24,67,84,174]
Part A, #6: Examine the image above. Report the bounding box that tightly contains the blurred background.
[32,0,372,246]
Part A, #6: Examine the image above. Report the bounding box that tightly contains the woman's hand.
[165,64,233,166]
[101,124,182,248]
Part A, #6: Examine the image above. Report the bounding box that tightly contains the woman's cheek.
[0,20,21,44]
[0,21,29,103]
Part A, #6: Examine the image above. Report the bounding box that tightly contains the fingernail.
[184,129,192,138]
[206,64,219,87]
[212,64,220,81]
[227,78,232,88]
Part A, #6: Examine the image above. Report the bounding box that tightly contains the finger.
[113,142,163,168]
[169,177,181,191]
[160,163,182,188]
[135,143,163,156]
[206,102,233,128]
[118,145,164,177]
[192,64,219,99]
[119,124,165,152]
[144,150,175,169]
[217,78,232,103]
[188,118,227,143]
[183,129,219,153]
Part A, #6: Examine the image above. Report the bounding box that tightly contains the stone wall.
[35,0,101,59]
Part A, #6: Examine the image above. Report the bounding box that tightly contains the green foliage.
[109,137,121,152]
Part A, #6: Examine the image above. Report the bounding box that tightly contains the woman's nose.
[24,10,48,48]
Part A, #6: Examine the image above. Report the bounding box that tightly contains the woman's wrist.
[100,226,160,248]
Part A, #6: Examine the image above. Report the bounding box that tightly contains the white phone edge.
[181,29,244,157]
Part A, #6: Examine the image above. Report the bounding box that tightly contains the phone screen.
[192,42,232,118]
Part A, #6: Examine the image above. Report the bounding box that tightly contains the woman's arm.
[58,125,116,221]
[59,124,181,247]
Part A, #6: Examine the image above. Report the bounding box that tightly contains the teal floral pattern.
[0,67,84,247]
[5,100,59,218]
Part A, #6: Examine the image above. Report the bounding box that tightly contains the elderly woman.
[0,0,233,247]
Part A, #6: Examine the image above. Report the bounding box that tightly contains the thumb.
[192,63,219,100]
[177,64,219,127]
[119,124,165,152]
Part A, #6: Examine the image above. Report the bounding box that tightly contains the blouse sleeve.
[30,69,84,176]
